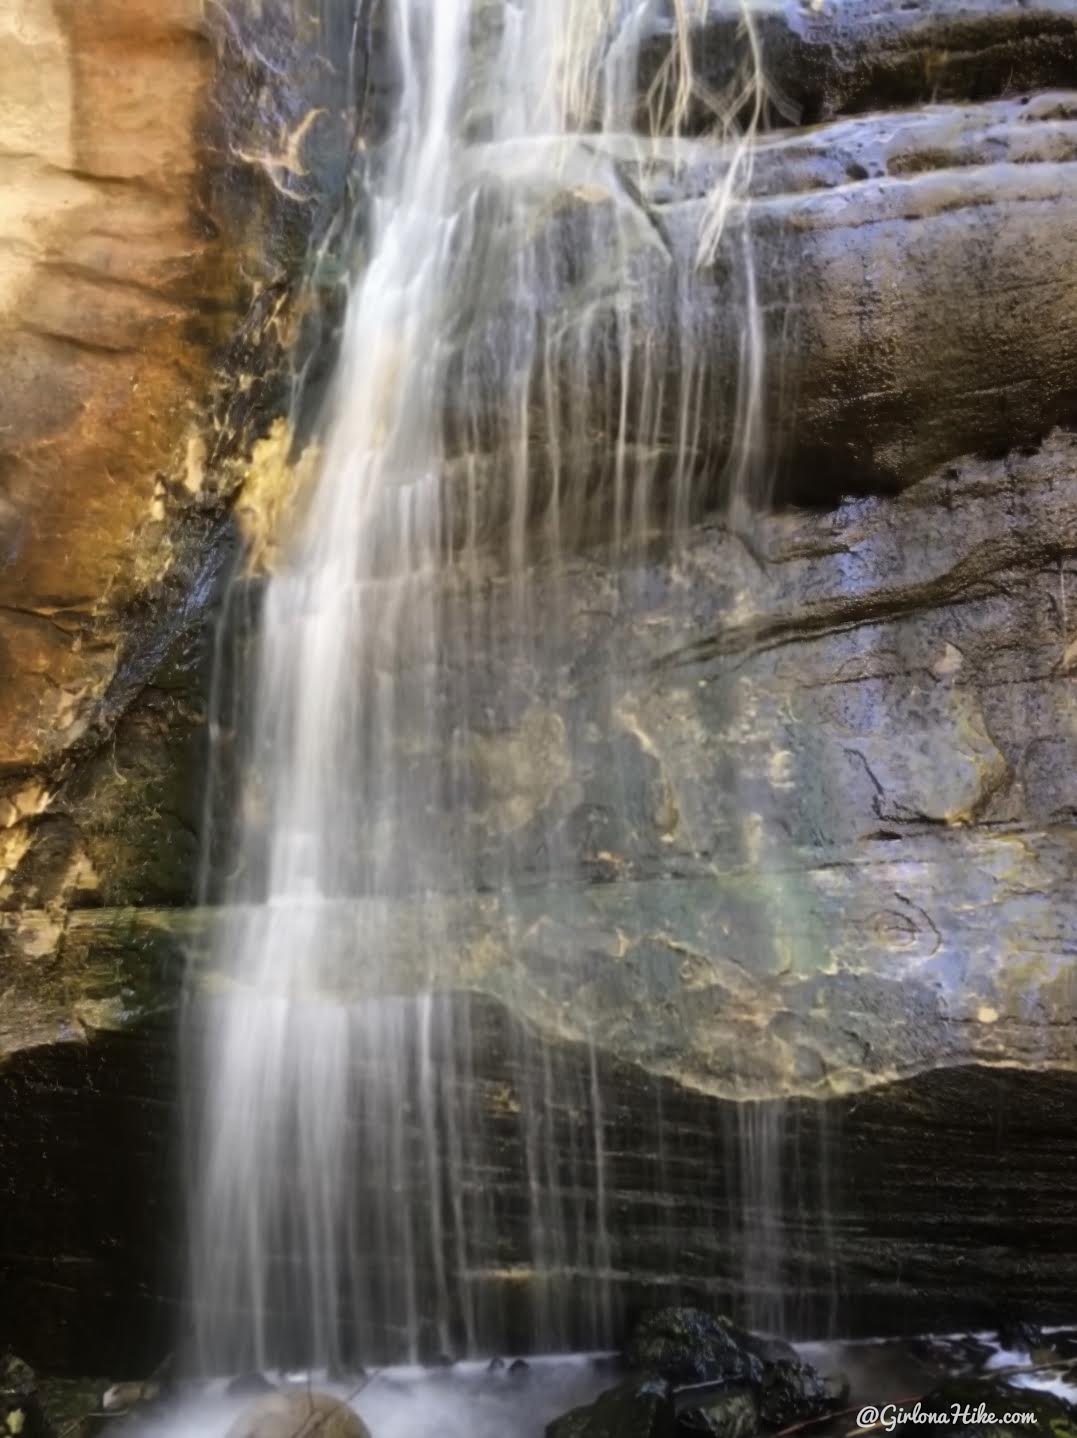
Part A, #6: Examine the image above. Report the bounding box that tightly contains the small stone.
[102,1381,160,1413]
[224,1391,371,1438]
[486,1358,506,1373]
[508,1359,530,1378]
[227,1374,277,1398]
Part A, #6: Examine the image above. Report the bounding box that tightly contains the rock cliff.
[2,0,1077,1375]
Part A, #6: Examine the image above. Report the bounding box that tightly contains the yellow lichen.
[234,420,319,575]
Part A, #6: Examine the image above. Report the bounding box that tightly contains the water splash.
[190,0,768,1372]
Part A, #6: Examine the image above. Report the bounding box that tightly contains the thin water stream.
[190,0,772,1373]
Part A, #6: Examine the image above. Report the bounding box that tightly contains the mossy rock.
[679,1388,758,1438]
[1,1355,49,1438]
[546,1378,674,1438]
[758,1359,846,1429]
[625,1309,762,1388]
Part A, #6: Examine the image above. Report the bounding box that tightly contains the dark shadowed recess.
[3,1003,1076,1377]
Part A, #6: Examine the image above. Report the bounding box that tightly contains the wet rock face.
[2,0,1077,1379]
[7,1010,1077,1373]
[662,0,1077,129]
[438,90,1077,532]
[114,432,1074,1097]
[0,8,352,772]
[0,0,356,1047]
[1,0,1075,1075]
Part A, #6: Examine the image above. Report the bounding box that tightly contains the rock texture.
[3,0,1077,1378]
[653,0,1077,130]
[441,90,1077,534]
[0,0,356,1043]
[8,1009,1077,1372]
[126,433,1073,1099]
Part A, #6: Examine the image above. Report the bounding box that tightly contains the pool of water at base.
[123,1332,1077,1438]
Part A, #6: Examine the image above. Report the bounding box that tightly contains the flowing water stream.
[190,0,769,1374]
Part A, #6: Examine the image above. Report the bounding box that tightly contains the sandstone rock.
[641,0,1077,130]
[225,1391,370,1438]
[438,93,1077,536]
[0,0,355,925]
[5,0,1077,1390]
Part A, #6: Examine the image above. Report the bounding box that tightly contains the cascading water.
[190,0,772,1374]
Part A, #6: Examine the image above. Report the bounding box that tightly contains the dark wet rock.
[440,94,1077,527]
[906,1336,994,1375]
[13,1011,1077,1369]
[891,1379,1077,1436]
[224,1391,370,1438]
[35,1378,109,1438]
[1,1354,49,1438]
[1050,1331,1077,1362]
[678,1389,757,1438]
[625,1309,843,1436]
[486,1357,506,1373]
[994,1320,1045,1354]
[625,1309,763,1389]
[642,0,1077,130]
[509,1359,531,1378]
[546,1378,674,1438]
[757,1359,846,1429]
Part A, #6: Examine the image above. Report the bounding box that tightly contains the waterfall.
[190,0,765,1373]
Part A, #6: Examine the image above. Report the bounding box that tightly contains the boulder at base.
[624,1309,762,1388]
[225,1391,371,1438]
[550,1307,848,1437]
[892,1380,1077,1437]
[547,1378,674,1438]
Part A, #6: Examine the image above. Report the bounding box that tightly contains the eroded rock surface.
[0,0,354,929]
[60,433,1071,1096]
[3,0,1077,1377]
